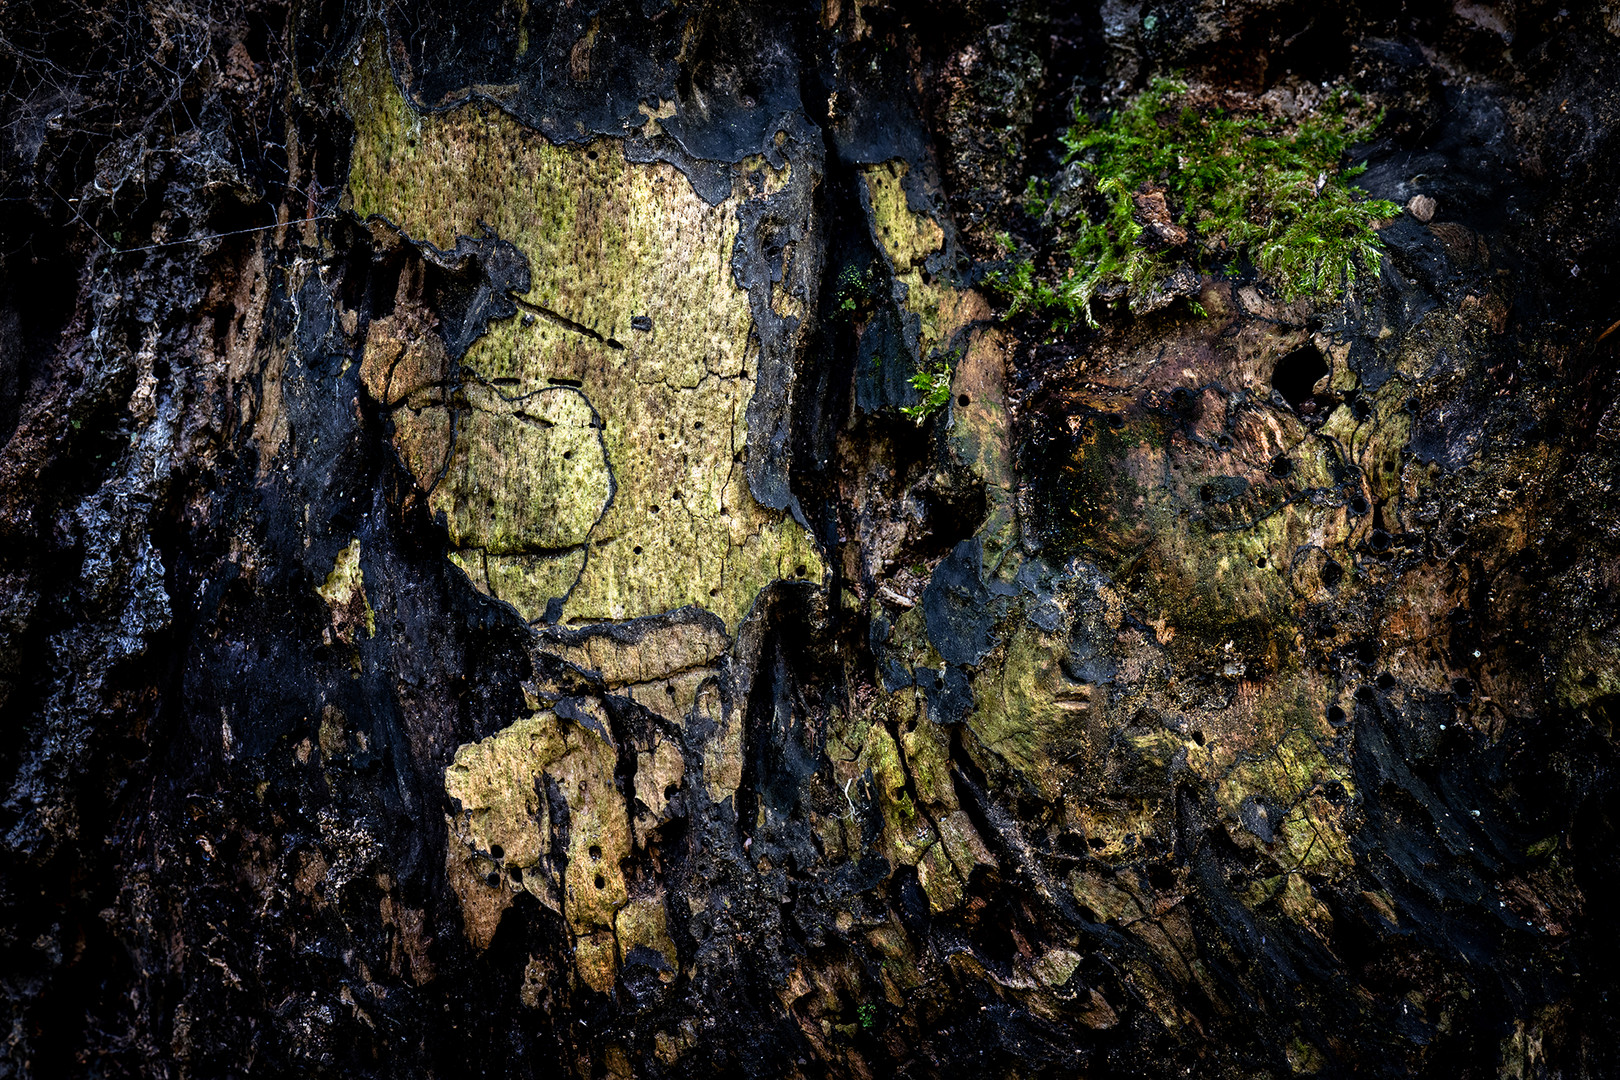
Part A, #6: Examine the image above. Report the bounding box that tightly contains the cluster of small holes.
[588,844,606,890]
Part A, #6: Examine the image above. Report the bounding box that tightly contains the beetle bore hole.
[1350,495,1371,515]
[1370,529,1391,552]
[1256,555,1267,569]
[1271,344,1329,409]
[588,845,601,859]
[1377,672,1397,691]
[489,844,504,860]
[958,394,970,407]
[1327,705,1348,726]
[594,874,606,889]
[485,872,500,888]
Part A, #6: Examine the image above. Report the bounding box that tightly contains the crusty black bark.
[2,2,1618,1077]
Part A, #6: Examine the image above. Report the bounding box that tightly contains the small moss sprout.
[900,360,953,422]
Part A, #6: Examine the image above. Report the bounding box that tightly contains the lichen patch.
[346,34,821,632]
[442,704,632,991]
[316,539,375,644]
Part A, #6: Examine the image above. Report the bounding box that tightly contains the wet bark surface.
[2,2,1619,1077]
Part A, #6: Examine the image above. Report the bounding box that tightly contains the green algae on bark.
[344,34,820,632]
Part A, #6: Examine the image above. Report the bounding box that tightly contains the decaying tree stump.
[2,1,1618,1076]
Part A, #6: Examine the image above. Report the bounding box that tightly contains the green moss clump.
[900,359,953,422]
[1003,79,1401,326]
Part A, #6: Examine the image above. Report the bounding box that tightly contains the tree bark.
[2,1,1618,1077]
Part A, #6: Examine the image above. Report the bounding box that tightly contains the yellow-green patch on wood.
[437,384,611,554]
[442,704,633,990]
[484,550,587,616]
[345,33,820,632]
[616,893,679,981]
[948,326,1018,561]
[965,621,1092,800]
[539,620,730,685]
[862,161,943,273]
[857,721,936,868]
[861,160,974,362]
[316,539,375,643]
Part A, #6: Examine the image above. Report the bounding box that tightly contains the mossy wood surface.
[1,3,1618,1079]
